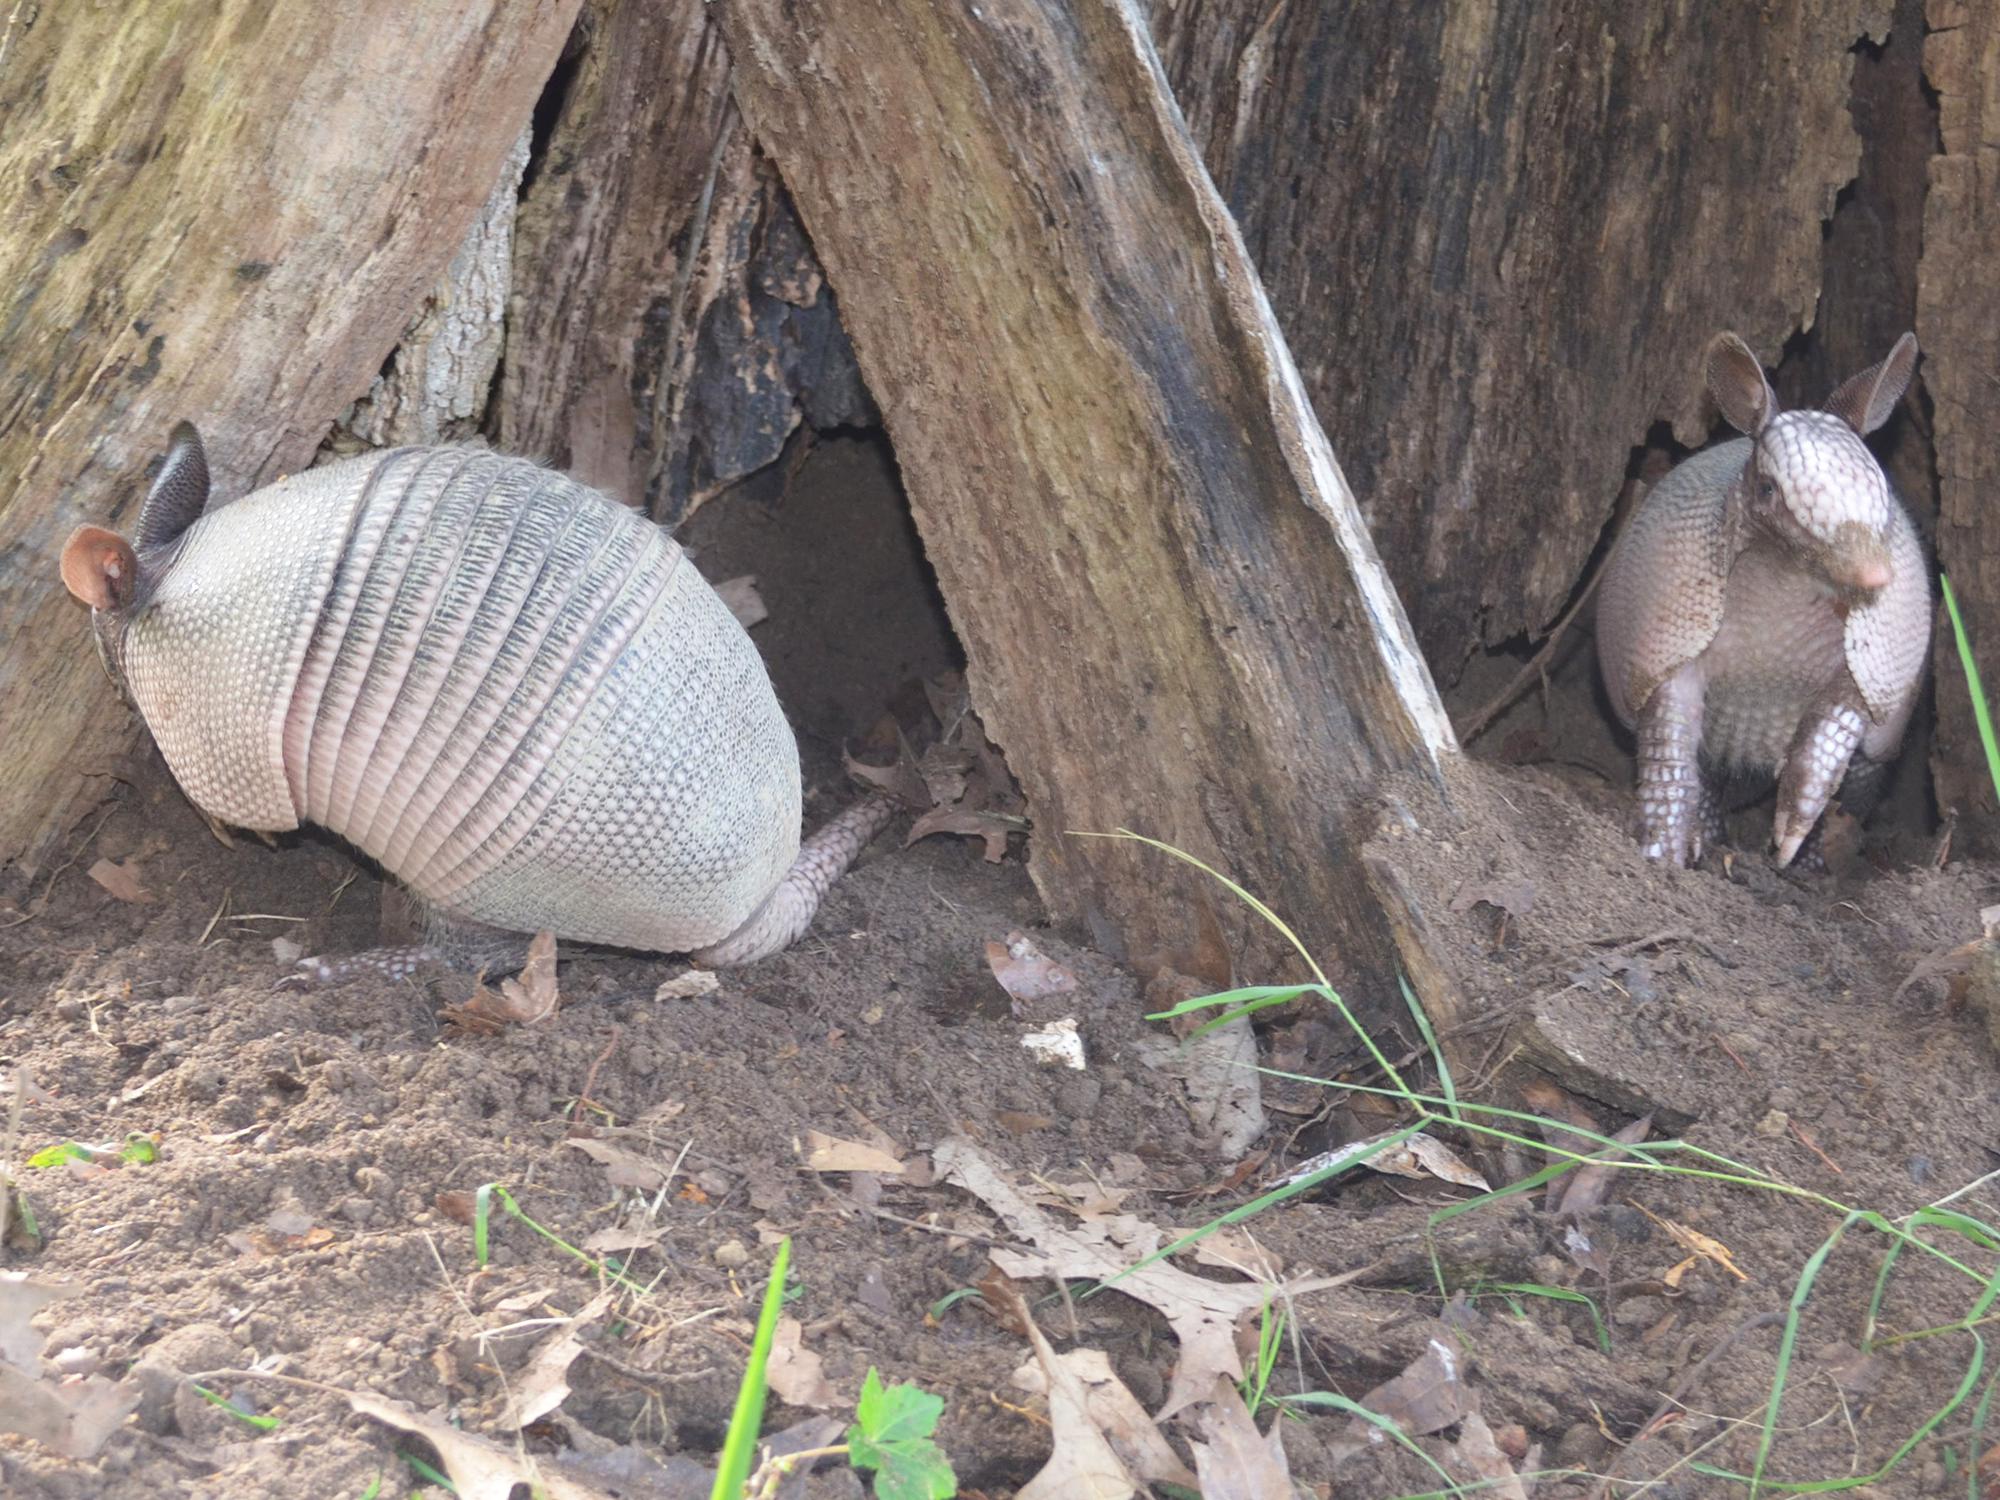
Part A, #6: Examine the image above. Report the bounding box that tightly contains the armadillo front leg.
[1635,664,1713,868]
[692,795,899,968]
[1772,692,1867,868]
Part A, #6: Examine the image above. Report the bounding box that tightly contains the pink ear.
[59,526,139,611]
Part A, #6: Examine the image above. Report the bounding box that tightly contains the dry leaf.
[1630,1201,1750,1281]
[505,1294,612,1429]
[582,1225,665,1255]
[1444,1411,1528,1500]
[451,932,561,1029]
[345,1388,620,1500]
[0,1365,144,1458]
[1134,1007,1266,1161]
[654,970,721,1001]
[1011,1346,1197,1490]
[1552,1115,1653,1219]
[0,1275,141,1458]
[986,932,1080,1010]
[1278,1129,1490,1192]
[1187,1376,1293,1499]
[435,1191,479,1226]
[715,575,769,629]
[568,1138,671,1192]
[87,858,151,904]
[1192,1227,1284,1280]
[988,1274,1138,1500]
[1347,1337,1471,1441]
[936,1138,1349,1418]
[802,1131,906,1175]
[766,1317,838,1409]
[908,806,1019,862]
[996,1111,1054,1136]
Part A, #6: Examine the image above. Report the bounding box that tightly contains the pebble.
[713,1239,750,1269]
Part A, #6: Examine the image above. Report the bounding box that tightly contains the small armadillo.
[1596,332,1931,868]
[59,426,892,970]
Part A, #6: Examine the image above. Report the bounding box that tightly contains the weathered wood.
[1921,1,2000,847]
[1150,0,1888,680]
[0,0,580,867]
[716,0,1454,989]
[498,0,871,524]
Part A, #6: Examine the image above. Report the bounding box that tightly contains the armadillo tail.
[692,794,900,967]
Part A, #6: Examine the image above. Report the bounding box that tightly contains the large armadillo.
[1596,332,1931,868]
[58,427,892,971]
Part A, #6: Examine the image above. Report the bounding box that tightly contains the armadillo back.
[126,447,801,953]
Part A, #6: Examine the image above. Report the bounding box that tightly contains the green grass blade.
[1401,973,1460,1127]
[711,1236,793,1500]
[1943,573,2000,806]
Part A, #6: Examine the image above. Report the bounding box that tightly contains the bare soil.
[5,439,1999,1498]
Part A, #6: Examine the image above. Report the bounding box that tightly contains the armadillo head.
[1707,332,1918,600]
[58,422,212,700]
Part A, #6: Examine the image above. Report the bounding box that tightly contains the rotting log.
[498,0,871,525]
[0,0,581,869]
[1921,2,2000,850]
[716,0,1456,992]
[1149,0,1890,680]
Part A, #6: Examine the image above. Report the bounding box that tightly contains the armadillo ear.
[134,421,210,552]
[1705,333,1775,437]
[60,525,140,612]
[1825,332,1918,437]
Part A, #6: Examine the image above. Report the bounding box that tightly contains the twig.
[566,1026,623,1128]
[1457,497,1633,745]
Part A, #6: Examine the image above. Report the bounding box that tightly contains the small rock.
[712,1239,750,1269]
[1756,1110,1790,1138]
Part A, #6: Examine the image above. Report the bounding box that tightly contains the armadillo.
[58,426,893,970]
[1596,332,1931,868]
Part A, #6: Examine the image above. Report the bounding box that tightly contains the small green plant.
[1238,1298,1287,1417]
[716,1239,955,1499]
[191,1384,281,1432]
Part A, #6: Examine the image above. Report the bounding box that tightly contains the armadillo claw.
[1773,700,1866,870]
[278,944,443,989]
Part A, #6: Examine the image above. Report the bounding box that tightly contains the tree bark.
[1150,0,1890,680]
[716,0,1454,988]
[0,0,580,868]
[498,0,871,526]
[1922,1,2000,848]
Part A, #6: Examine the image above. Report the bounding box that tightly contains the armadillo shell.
[122,447,802,953]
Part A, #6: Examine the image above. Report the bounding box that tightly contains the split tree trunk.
[0,0,580,867]
[499,0,871,526]
[1922,3,2000,850]
[1150,0,1892,681]
[716,0,1455,988]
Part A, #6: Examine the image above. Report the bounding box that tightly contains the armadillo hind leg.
[1634,664,1712,867]
[1772,694,1868,868]
[692,795,900,968]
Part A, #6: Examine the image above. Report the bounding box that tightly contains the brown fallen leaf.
[568,1138,671,1192]
[937,1138,1353,1418]
[505,1294,612,1430]
[1553,1115,1653,1220]
[985,932,1080,1012]
[448,932,561,1031]
[908,806,1021,862]
[1346,1336,1471,1442]
[987,1271,1139,1500]
[436,1191,479,1226]
[581,1225,665,1256]
[766,1316,838,1410]
[1444,1410,1528,1500]
[345,1387,621,1500]
[801,1130,905,1176]
[1191,1227,1284,1280]
[1630,1201,1750,1281]
[996,1111,1055,1136]
[1276,1129,1490,1192]
[87,858,152,904]
[1187,1376,1293,1499]
[1012,1344,1198,1491]
[0,1275,142,1458]
[1133,1006,1266,1161]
